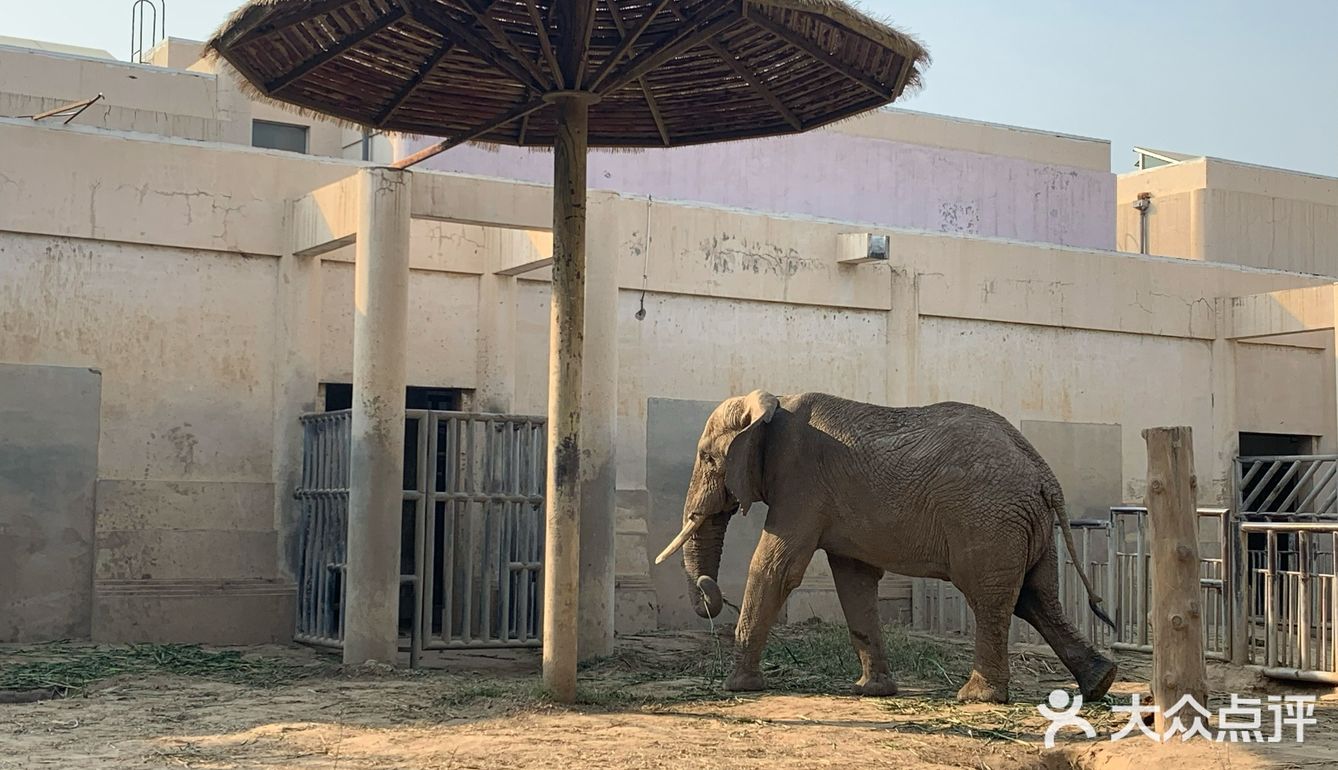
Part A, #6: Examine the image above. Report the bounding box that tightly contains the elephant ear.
[724,390,778,516]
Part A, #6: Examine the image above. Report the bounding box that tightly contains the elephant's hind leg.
[1014,558,1118,701]
[951,540,1025,703]
[829,554,898,696]
[955,585,1020,703]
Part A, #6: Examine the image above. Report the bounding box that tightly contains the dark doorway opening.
[322,384,464,412]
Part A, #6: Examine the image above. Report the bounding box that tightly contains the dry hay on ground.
[2,623,1335,769]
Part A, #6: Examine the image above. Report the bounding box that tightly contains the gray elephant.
[655,390,1117,704]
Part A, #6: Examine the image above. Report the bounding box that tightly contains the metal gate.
[1107,506,1231,660]
[1236,454,1338,683]
[294,409,547,664]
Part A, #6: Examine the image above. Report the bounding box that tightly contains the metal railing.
[1237,454,1338,519]
[293,409,546,664]
[1240,521,1338,683]
[1108,506,1231,660]
[294,412,350,649]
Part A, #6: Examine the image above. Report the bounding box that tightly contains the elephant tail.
[1044,482,1116,630]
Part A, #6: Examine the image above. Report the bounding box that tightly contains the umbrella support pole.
[543,91,594,703]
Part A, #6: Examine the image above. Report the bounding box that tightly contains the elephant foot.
[1078,656,1119,702]
[725,669,766,692]
[852,674,899,697]
[956,670,1009,704]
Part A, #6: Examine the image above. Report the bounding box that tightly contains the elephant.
[655,390,1118,704]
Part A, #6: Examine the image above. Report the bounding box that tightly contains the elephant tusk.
[654,516,706,565]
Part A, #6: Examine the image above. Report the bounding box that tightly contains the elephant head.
[655,390,779,618]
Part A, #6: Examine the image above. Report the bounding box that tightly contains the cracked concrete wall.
[0,364,101,643]
[2,118,1334,640]
[0,44,382,162]
[400,108,1115,251]
[0,233,290,643]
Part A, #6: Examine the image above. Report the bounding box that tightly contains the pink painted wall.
[402,127,1115,250]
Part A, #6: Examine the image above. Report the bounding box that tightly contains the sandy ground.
[3,629,1337,770]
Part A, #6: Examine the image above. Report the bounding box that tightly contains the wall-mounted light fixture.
[837,232,889,265]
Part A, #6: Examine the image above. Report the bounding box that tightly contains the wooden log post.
[1143,426,1208,733]
[541,90,590,704]
[541,1,597,704]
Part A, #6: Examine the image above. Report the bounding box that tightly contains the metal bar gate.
[1236,455,1338,683]
[294,409,547,664]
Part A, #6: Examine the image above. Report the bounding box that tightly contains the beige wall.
[831,107,1111,173]
[0,42,388,163]
[3,113,1335,641]
[1118,157,1338,275]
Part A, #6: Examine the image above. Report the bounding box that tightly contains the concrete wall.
[0,42,390,163]
[399,108,1116,251]
[1118,157,1338,275]
[2,108,1335,641]
[0,364,101,643]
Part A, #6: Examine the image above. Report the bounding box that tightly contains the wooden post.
[1143,426,1208,733]
[541,0,600,704]
[541,90,590,703]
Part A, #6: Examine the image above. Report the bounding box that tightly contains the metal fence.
[911,519,1113,649]
[293,409,546,664]
[910,507,1231,659]
[1234,454,1338,682]
[294,412,350,649]
[1240,521,1338,683]
[1108,506,1231,660]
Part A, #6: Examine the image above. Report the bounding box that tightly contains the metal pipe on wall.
[1134,192,1152,255]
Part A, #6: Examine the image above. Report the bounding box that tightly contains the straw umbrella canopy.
[208,0,926,702]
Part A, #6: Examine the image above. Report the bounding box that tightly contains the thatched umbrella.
[208,0,926,701]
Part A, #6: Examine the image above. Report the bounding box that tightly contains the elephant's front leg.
[830,554,898,696]
[726,529,815,692]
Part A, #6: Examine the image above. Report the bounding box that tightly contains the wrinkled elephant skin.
[656,391,1118,704]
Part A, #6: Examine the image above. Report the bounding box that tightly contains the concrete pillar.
[1212,298,1247,666]
[885,265,920,408]
[272,202,325,582]
[343,167,412,666]
[474,229,518,414]
[1210,298,1239,505]
[579,208,618,659]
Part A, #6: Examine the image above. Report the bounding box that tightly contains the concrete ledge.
[93,579,295,644]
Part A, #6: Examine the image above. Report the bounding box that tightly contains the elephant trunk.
[683,512,729,618]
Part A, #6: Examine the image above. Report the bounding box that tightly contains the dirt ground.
[3,624,1337,770]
